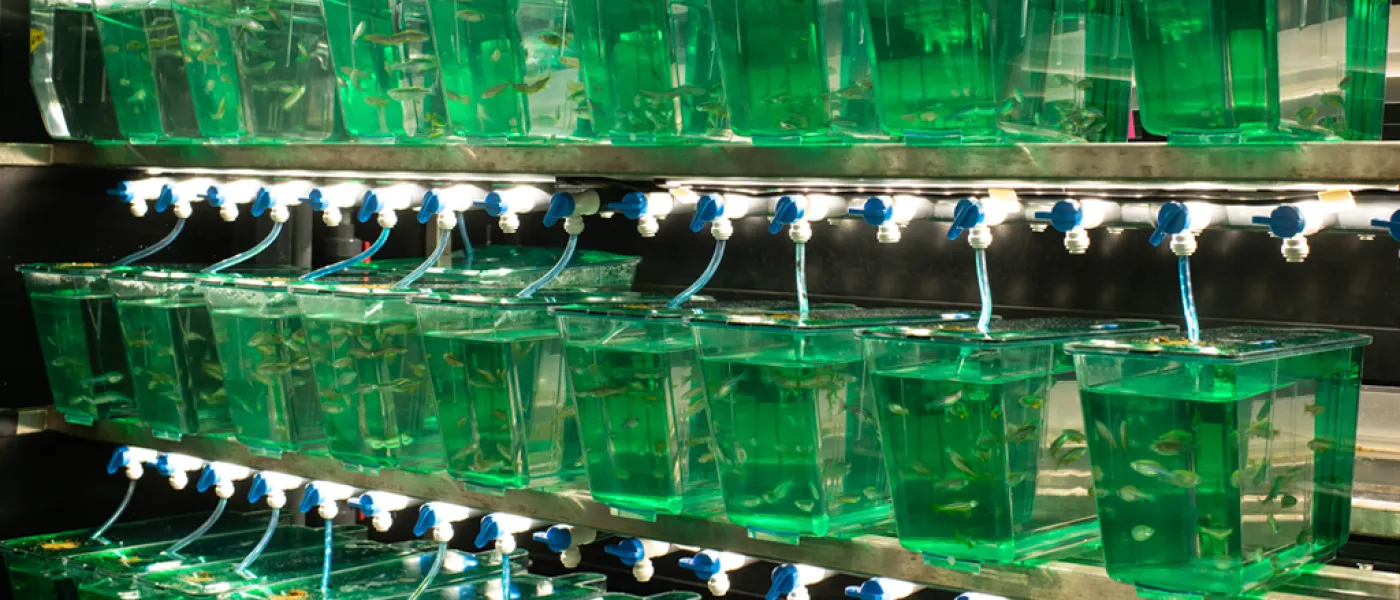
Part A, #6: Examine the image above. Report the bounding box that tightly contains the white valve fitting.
[968,225,993,250]
[789,564,830,600]
[257,472,304,509]
[216,179,265,223]
[357,491,411,532]
[1064,228,1091,254]
[422,502,474,543]
[1170,232,1198,257]
[559,189,601,236]
[553,526,597,569]
[435,209,459,233]
[123,178,168,217]
[711,218,734,241]
[206,462,252,499]
[122,447,158,480]
[486,513,534,554]
[317,182,366,227]
[877,222,901,244]
[434,183,489,214]
[1282,236,1310,263]
[130,200,149,218]
[308,481,357,520]
[489,186,551,234]
[632,540,672,583]
[162,454,205,490]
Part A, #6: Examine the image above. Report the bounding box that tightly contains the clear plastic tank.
[216,549,529,600]
[1067,327,1370,596]
[321,0,450,140]
[91,0,203,142]
[135,539,435,598]
[29,0,123,140]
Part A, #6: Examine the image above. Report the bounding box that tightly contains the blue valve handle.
[106,446,133,475]
[417,191,442,224]
[155,185,177,213]
[247,473,271,504]
[691,195,725,232]
[769,197,805,235]
[947,199,984,240]
[108,181,136,203]
[543,192,576,228]
[766,564,799,600]
[1252,205,1305,238]
[604,538,646,566]
[1149,202,1189,247]
[1034,200,1083,233]
[1371,209,1400,241]
[195,465,219,493]
[533,526,574,553]
[298,484,324,515]
[848,197,894,226]
[473,514,502,549]
[476,192,509,217]
[846,579,888,600]
[305,189,327,211]
[347,494,382,517]
[678,552,720,580]
[251,188,273,218]
[154,454,175,477]
[357,191,381,223]
[200,185,224,207]
[413,504,438,538]
[606,192,649,220]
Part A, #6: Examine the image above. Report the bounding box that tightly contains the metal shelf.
[8,142,1400,189]
[27,407,1400,600]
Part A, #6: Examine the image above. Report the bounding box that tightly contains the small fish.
[924,390,962,411]
[1297,106,1318,124]
[352,21,367,41]
[862,486,880,501]
[126,40,146,51]
[1280,494,1298,509]
[910,462,932,477]
[1170,470,1202,488]
[1118,485,1153,502]
[491,409,508,421]
[387,58,437,74]
[539,33,564,47]
[1096,420,1119,449]
[245,60,276,74]
[456,8,485,21]
[1304,403,1324,416]
[201,362,223,381]
[949,450,978,478]
[937,478,969,491]
[364,95,391,108]
[794,499,815,513]
[1007,471,1032,486]
[257,362,292,375]
[933,500,979,515]
[443,354,464,367]
[1052,74,1074,87]
[1132,525,1155,542]
[1054,447,1088,469]
[1320,93,1345,110]
[281,85,305,110]
[514,77,550,94]
[736,495,763,508]
[490,47,502,62]
[1198,525,1234,541]
[887,403,909,416]
[335,372,357,387]
[1049,429,1086,456]
[1338,75,1353,90]
[975,429,999,448]
[1307,437,1334,452]
[560,56,580,69]
[1019,395,1043,409]
[1004,420,1039,443]
[1267,513,1281,534]
[697,452,715,464]
[1075,79,1093,91]
[81,371,125,386]
[387,86,432,102]
[482,82,512,99]
[623,417,639,429]
[1247,419,1279,439]
[1130,459,1173,480]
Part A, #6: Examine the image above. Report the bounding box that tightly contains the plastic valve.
[606,192,649,220]
[476,192,508,217]
[199,185,224,207]
[947,199,984,241]
[1150,202,1189,247]
[533,526,575,553]
[251,188,273,218]
[691,194,725,232]
[544,192,576,228]
[1034,201,1084,233]
[1371,210,1400,241]
[154,185,178,214]
[769,197,805,235]
[107,446,157,481]
[604,538,646,566]
[417,191,442,224]
[679,551,721,580]
[846,579,887,600]
[108,181,136,203]
[767,564,800,600]
[304,189,327,211]
[357,191,381,224]
[849,197,895,227]
[1252,205,1306,238]
[298,481,355,519]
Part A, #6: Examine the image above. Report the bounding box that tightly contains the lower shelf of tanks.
[22,404,1400,600]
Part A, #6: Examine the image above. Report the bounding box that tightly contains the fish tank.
[709,0,881,144]
[70,526,359,600]
[1,511,281,600]
[201,274,339,458]
[29,0,123,140]
[385,572,611,600]
[863,0,1134,144]
[108,269,235,440]
[405,291,641,492]
[320,0,449,140]
[350,246,640,292]
[570,0,729,144]
[1126,0,1390,143]
[860,318,1174,571]
[215,549,529,600]
[1066,327,1370,597]
[424,0,592,142]
[290,283,446,474]
[688,307,980,543]
[135,539,435,598]
[91,0,202,143]
[172,0,338,141]
[19,264,137,427]
[553,301,724,520]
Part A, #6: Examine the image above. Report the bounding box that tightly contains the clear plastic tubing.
[1178,256,1201,343]
[203,222,284,274]
[667,239,726,309]
[405,541,448,600]
[89,480,137,543]
[457,218,475,271]
[795,243,810,317]
[974,248,992,336]
[394,230,452,289]
[320,520,333,593]
[114,219,185,266]
[517,235,579,299]
[234,508,281,573]
[300,228,390,281]
[164,497,228,555]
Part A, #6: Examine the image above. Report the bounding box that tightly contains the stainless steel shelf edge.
[34,408,1397,600]
[0,144,53,167]
[42,142,1400,187]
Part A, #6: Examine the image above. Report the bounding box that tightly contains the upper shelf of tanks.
[17,0,1400,188]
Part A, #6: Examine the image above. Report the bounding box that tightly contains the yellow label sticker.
[30,28,45,52]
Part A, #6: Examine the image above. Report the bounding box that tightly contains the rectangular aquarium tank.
[19,264,136,427]
[424,0,592,142]
[863,0,1134,144]
[201,275,331,457]
[554,302,724,520]
[350,246,640,292]
[172,0,338,141]
[216,548,529,600]
[407,292,640,492]
[569,0,729,144]
[689,307,978,543]
[108,269,233,440]
[394,572,610,600]
[1126,0,1390,143]
[134,539,436,598]
[91,0,203,143]
[292,284,442,474]
[1,510,281,600]
[710,0,882,144]
[860,318,1174,571]
[1066,327,1369,597]
[29,0,123,140]
[321,0,449,140]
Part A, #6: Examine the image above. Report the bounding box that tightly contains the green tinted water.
[94,5,201,142]
[710,0,831,143]
[702,354,887,540]
[30,5,123,139]
[872,367,1092,565]
[321,0,449,140]
[138,539,427,597]
[303,316,442,473]
[570,0,727,143]
[115,299,230,439]
[565,340,720,517]
[425,329,581,490]
[29,292,135,426]
[209,307,327,456]
[1078,348,1360,596]
[171,0,246,139]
